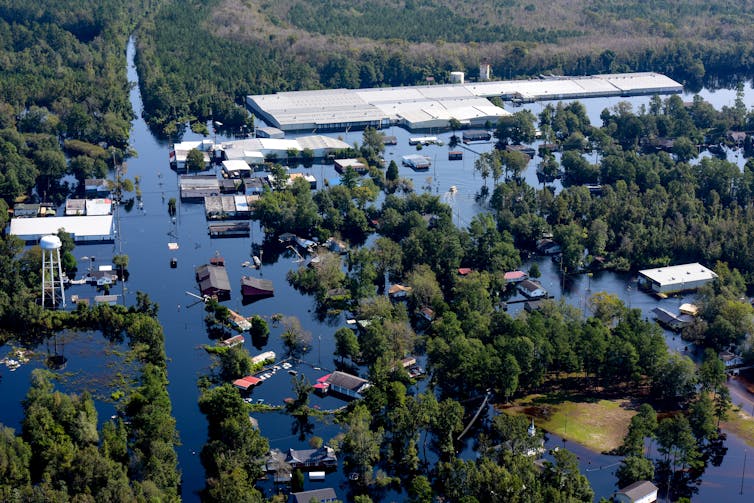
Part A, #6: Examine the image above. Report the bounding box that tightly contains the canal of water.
[2,37,754,500]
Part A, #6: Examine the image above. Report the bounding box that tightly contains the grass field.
[722,406,754,448]
[502,393,637,453]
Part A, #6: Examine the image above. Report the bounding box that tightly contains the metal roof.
[638,263,717,287]
[9,215,114,241]
[248,73,681,131]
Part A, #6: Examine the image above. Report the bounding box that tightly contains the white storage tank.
[450,71,465,84]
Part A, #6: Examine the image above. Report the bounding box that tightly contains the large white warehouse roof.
[10,215,115,242]
[247,72,681,131]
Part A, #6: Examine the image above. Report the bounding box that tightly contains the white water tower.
[40,235,66,308]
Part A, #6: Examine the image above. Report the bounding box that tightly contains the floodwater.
[2,37,754,500]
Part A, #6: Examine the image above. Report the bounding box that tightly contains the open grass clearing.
[501,393,636,453]
[722,406,754,448]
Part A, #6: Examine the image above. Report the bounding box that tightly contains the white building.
[615,480,658,503]
[638,263,717,294]
[9,215,115,242]
[246,73,681,131]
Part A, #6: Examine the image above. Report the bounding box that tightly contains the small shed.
[615,480,658,503]
[65,199,86,216]
[402,154,431,170]
[504,270,529,283]
[334,158,368,175]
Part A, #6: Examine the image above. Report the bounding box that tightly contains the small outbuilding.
[334,158,368,175]
[401,154,431,170]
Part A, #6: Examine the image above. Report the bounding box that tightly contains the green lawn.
[502,394,636,453]
[722,406,754,448]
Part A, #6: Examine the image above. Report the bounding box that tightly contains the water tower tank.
[40,235,62,250]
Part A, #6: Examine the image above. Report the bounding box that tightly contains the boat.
[288,369,298,375]
[252,256,262,268]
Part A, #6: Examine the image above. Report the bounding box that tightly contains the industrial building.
[246,72,682,132]
[9,215,115,242]
[217,135,349,162]
[638,263,717,294]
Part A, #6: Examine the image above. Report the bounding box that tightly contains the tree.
[672,137,697,162]
[340,404,383,483]
[542,448,594,502]
[186,148,205,172]
[386,160,399,182]
[651,353,697,406]
[408,475,432,503]
[340,166,360,190]
[334,327,360,362]
[656,415,702,472]
[281,316,312,356]
[616,455,654,488]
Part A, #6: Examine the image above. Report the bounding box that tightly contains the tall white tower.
[40,235,66,308]
[479,62,491,81]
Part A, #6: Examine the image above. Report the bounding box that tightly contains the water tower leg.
[56,248,66,307]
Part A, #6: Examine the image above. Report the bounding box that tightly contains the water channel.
[2,37,754,500]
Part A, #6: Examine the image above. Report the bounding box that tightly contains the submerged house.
[284,446,338,470]
[518,279,547,299]
[651,307,693,331]
[320,371,371,399]
[195,263,231,300]
[241,276,274,299]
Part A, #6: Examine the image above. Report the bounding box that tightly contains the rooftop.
[638,263,717,286]
[9,215,114,241]
[617,480,658,500]
[247,72,681,131]
[288,488,337,503]
[326,371,370,392]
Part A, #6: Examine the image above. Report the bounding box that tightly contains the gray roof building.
[288,488,337,503]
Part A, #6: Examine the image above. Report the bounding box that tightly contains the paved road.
[727,376,754,416]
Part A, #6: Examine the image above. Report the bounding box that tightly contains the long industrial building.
[247,72,682,132]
